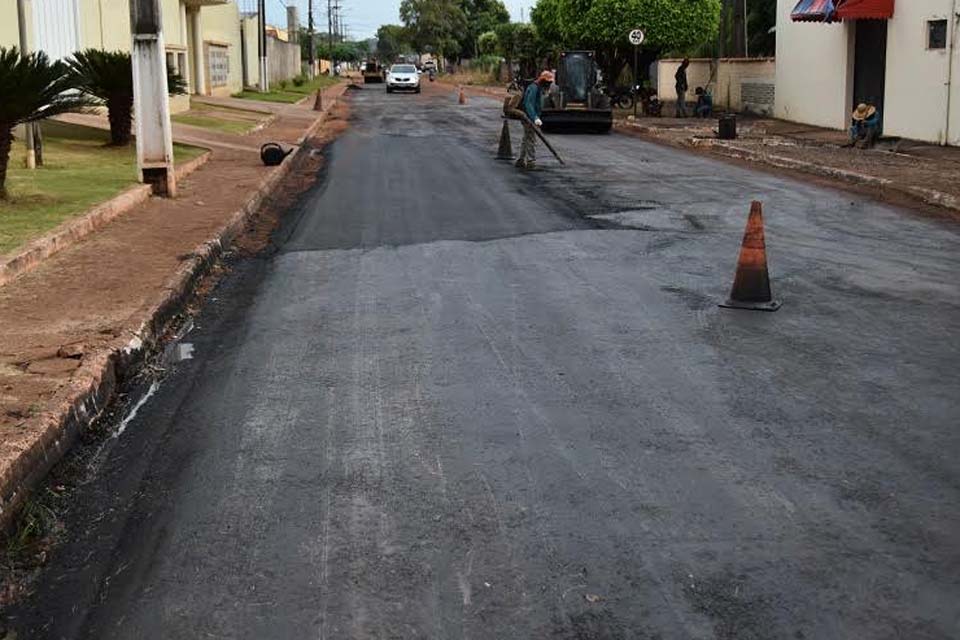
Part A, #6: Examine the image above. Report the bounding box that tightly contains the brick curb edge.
[0,81,349,530]
[0,151,212,288]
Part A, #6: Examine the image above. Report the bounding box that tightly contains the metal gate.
[32,0,81,61]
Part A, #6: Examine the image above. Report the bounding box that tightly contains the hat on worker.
[537,70,555,83]
[852,103,877,121]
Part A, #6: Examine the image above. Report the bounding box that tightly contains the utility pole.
[130,0,176,196]
[308,0,316,77]
[327,0,334,72]
[258,0,269,91]
[16,0,36,170]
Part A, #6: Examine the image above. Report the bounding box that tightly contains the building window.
[928,19,947,50]
[207,44,229,88]
[166,51,176,72]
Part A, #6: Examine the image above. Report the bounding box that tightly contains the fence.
[266,36,300,85]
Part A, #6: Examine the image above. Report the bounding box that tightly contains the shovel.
[508,109,565,165]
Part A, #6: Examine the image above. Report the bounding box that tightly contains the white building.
[776,0,960,146]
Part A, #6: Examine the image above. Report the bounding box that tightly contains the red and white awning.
[835,0,894,20]
[791,0,893,22]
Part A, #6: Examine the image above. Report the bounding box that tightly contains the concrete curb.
[616,121,960,216]
[0,81,349,530]
[0,151,211,288]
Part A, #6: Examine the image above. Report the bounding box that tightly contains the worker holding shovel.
[515,70,554,170]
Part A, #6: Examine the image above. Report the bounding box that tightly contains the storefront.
[775,0,960,145]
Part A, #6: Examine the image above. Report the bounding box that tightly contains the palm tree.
[66,49,187,147]
[0,47,93,200]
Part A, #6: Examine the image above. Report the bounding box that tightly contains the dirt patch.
[233,99,350,255]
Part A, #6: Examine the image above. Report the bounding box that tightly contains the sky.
[245,0,530,41]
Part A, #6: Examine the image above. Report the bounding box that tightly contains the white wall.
[884,0,960,145]
[774,0,853,130]
[776,0,960,145]
[657,58,777,113]
[952,14,960,146]
[656,59,713,101]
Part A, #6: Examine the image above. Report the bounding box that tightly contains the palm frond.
[65,49,133,102]
[67,49,189,100]
[0,47,95,126]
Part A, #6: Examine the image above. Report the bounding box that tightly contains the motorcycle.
[608,84,641,110]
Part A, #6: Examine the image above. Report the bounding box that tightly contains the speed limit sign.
[628,29,645,46]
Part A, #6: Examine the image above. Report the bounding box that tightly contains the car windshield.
[391,65,417,74]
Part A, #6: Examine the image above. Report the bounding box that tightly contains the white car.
[386,64,421,94]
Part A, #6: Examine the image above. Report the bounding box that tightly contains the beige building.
[3,0,245,112]
[776,0,960,145]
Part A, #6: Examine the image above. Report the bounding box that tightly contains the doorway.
[852,19,888,129]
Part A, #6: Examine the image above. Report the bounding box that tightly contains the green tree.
[399,0,467,61]
[477,30,499,55]
[376,24,410,62]
[530,0,721,83]
[459,0,511,58]
[0,47,93,198]
[747,0,776,57]
[494,22,542,77]
[316,41,362,62]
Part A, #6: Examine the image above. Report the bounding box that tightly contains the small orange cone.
[458,86,466,105]
[719,201,781,311]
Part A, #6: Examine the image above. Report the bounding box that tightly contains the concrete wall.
[266,35,301,85]
[775,0,853,130]
[240,14,260,87]
[239,15,300,89]
[1,0,30,49]
[775,0,960,145]
[200,1,243,96]
[656,59,713,101]
[883,0,960,145]
[657,58,776,114]
[78,0,130,51]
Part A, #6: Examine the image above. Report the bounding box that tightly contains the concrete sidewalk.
[0,83,348,529]
[618,114,960,216]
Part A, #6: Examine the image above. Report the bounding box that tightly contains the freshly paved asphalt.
[6,85,960,639]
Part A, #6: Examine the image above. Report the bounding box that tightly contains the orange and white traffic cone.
[719,201,781,311]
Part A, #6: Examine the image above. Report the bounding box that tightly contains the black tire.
[614,94,633,110]
[416,86,421,94]
[386,87,392,93]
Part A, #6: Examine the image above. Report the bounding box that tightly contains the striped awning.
[791,0,894,22]
[790,0,838,22]
[835,0,894,20]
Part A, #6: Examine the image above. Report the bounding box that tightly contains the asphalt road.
[7,84,960,639]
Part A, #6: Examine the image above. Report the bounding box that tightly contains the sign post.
[628,29,645,118]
